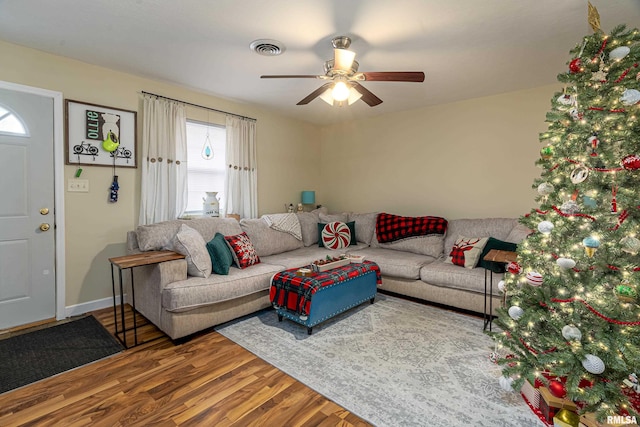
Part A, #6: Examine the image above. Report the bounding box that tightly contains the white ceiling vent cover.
[250,39,285,56]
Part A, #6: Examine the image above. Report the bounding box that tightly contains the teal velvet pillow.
[206,232,234,275]
[477,237,518,272]
[317,221,357,248]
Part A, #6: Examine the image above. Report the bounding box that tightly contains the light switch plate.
[68,178,89,192]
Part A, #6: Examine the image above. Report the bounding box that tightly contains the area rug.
[217,294,541,427]
[0,315,123,394]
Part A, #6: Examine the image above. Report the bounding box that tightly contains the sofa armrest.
[131,258,188,327]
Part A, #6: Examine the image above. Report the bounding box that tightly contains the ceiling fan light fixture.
[331,81,350,101]
[334,48,356,72]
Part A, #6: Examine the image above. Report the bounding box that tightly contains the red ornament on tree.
[507,261,522,274]
[569,58,583,73]
[622,154,640,170]
[549,379,567,398]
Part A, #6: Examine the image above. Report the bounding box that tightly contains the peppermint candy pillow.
[320,221,352,250]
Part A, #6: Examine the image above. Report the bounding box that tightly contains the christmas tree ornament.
[582,195,597,208]
[508,305,524,320]
[540,146,554,160]
[537,182,555,196]
[582,354,605,375]
[609,46,631,61]
[549,379,568,398]
[622,154,640,170]
[582,236,601,257]
[499,376,515,392]
[591,59,608,82]
[620,89,640,106]
[498,280,506,292]
[557,93,576,106]
[507,261,522,274]
[570,166,590,184]
[588,133,599,157]
[569,58,583,73]
[557,257,577,269]
[569,107,584,120]
[538,220,554,234]
[525,271,543,287]
[620,236,640,254]
[615,284,638,303]
[560,200,580,215]
[562,324,582,341]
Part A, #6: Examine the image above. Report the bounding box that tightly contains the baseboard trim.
[65,295,124,318]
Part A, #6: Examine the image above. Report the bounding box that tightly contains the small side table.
[109,250,185,348]
[482,249,517,331]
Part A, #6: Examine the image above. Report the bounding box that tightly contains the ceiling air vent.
[250,39,285,56]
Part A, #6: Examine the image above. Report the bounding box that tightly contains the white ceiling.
[1,0,639,125]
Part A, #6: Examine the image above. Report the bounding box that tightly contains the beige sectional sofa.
[126,209,530,339]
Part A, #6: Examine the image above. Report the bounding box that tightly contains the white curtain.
[224,115,257,219]
[138,95,187,225]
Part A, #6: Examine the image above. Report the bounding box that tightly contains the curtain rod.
[141,91,256,122]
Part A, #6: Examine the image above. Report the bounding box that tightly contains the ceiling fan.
[260,36,425,107]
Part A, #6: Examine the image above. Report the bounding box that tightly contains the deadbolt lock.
[40,208,49,215]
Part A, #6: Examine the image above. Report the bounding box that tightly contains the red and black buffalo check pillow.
[375,213,447,244]
[224,232,260,269]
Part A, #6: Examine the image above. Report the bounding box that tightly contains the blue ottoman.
[270,261,380,334]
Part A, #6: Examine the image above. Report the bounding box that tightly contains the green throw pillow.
[206,232,234,275]
[317,221,357,248]
[477,237,518,272]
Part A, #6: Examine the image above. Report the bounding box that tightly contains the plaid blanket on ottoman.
[270,261,381,316]
[375,212,447,244]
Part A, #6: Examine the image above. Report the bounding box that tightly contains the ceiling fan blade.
[296,82,334,105]
[351,82,382,107]
[261,75,324,79]
[359,71,425,82]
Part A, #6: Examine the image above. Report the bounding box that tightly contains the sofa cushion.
[421,261,499,295]
[505,223,533,243]
[206,232,234,275]
[372,232,444,258]
[162,263,283,312]
[317,221,357,249]
[225,232,261,269]
[295,207,328,247]
[478,237,518,272]
[319,212,349,223]
[240,218,304,256]
[348,212,378,245]
[171,224,212,278]
[348,247,436,280]
[445,236,488,268]
[136,217,242,251]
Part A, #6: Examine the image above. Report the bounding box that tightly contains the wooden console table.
[109,251,185,348]
[482,249,517,331]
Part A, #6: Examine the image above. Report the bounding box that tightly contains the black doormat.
[0,315,123,394]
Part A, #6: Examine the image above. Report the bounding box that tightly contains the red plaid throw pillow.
[446,236,488,268]
[224,232,260,269]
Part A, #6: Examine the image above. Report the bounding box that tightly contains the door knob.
[40,223,50,232]
[40,208,49,215]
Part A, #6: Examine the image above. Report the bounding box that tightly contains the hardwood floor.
[0,306,372,426]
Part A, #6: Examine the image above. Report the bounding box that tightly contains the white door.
[0,87,56,329]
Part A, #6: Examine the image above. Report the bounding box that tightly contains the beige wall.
[319,85,557,219]
[1,40,321,308]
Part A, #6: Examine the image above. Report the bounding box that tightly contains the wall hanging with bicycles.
[65,99,137,168]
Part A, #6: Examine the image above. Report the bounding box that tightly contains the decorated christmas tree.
[492,4,640,423]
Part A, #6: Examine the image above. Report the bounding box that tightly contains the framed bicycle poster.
[65,99,137,168]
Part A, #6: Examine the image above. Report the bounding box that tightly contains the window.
[0,105,28,136]
[185,120,226,215]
